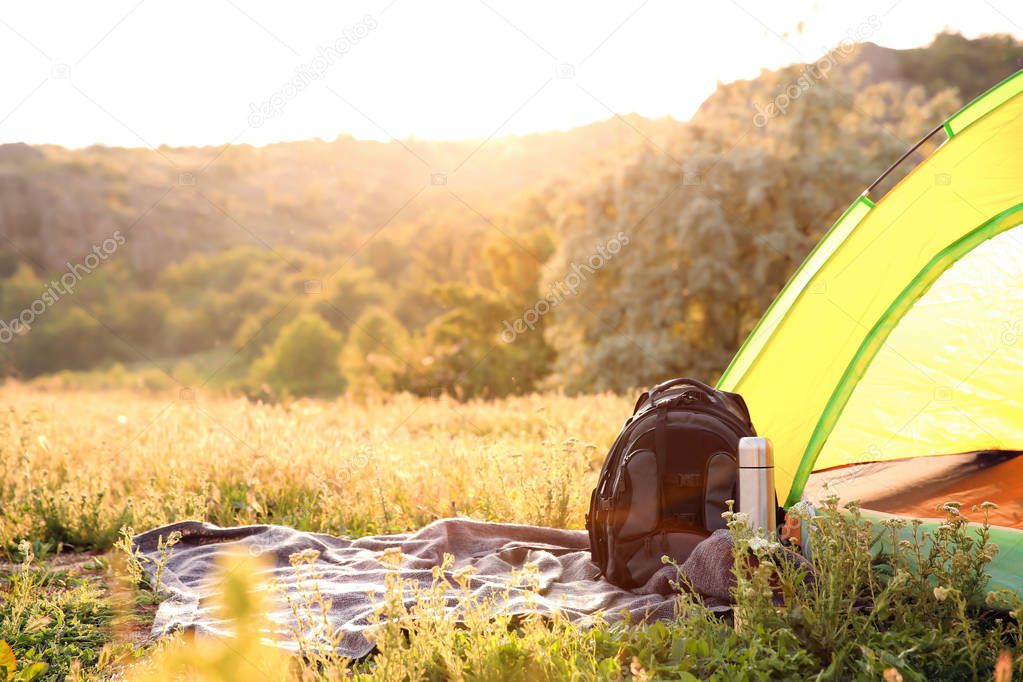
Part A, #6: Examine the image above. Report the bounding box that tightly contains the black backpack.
[586,378,756,588]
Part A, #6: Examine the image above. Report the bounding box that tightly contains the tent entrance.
[790,207,1023,503]
[807,452,1023,529]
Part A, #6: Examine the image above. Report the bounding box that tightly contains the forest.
[2,32,1022,400]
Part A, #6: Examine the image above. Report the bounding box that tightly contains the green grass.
[0,545,112,681]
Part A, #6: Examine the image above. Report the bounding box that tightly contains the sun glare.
[0,0,1018,148]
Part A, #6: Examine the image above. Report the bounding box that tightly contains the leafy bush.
[248,313,345,399]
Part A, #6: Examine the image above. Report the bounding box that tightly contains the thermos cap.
[738,436,774,468]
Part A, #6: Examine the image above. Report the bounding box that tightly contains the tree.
[340,306,411,395]
[540,65,961,393]
[410,228,557,399]
[248,313,344,398]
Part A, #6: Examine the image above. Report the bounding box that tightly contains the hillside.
[855,32,1023,99]
[0,115,684,275]
[1,31,1020,395]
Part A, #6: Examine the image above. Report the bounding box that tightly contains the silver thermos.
[737,437,776,533]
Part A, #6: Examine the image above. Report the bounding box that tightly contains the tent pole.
[865,123,946,199]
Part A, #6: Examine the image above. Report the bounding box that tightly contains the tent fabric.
[820,222,1023,472]
[718,69,1023,507]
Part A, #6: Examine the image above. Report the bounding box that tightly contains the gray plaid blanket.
[133,519,736,658]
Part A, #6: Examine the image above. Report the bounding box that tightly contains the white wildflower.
[788,501,815,519]
[747,537,780,553]
[730,512,752,528]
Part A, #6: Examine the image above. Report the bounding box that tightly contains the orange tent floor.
[804,452,1023,529]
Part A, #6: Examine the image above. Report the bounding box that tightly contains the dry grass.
[0,384,629,551]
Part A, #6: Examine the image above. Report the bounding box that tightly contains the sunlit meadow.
[1,384,1022,680]
[0,385,628,550]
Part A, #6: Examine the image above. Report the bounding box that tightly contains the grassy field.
[0,384,627,549]
[1,385,1022,680]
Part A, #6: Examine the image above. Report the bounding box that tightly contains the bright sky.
[1,0,1020,148]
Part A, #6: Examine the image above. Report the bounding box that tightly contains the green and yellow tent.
[717,69,1023,579]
